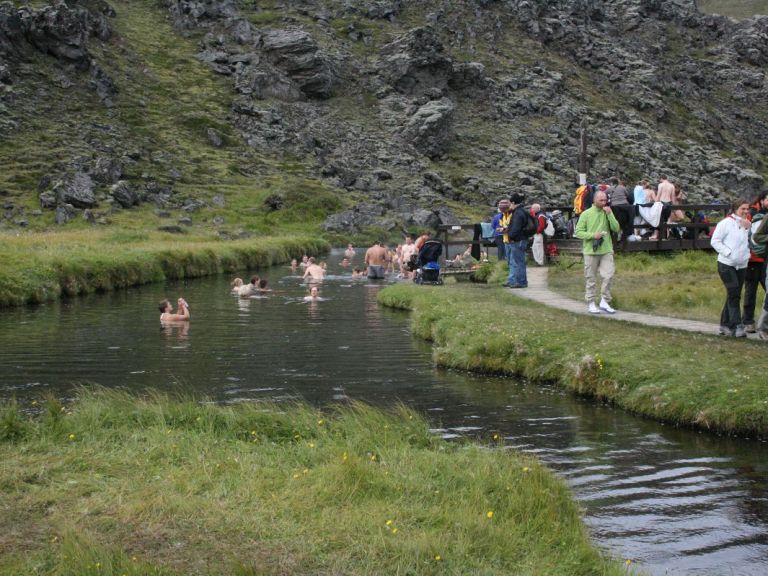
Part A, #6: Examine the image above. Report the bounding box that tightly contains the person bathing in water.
[304,286,321,301]
[159,297,190,322]
[231,278,244,293]
[257,279,272,293]
[239,275,259,298]
[303,257,326,281]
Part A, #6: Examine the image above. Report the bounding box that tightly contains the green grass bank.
[0,231,329,307]
[0,389,624,575]
[377,283,768,438]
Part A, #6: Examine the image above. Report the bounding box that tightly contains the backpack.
[749,213,767,257]
[573,185,589,215]
[523,211,539,237]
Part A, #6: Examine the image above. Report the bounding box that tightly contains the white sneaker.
[599,299,616,314]
[588,302,600,314]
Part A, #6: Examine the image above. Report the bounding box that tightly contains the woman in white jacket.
[711,199,751,337]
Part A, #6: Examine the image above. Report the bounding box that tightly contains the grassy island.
[378,282,768,439]
[0,232,329,307]
[0,389,623,575]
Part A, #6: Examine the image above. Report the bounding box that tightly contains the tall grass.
[378,283,768,438]
[698,0,768,19]
[0,230,329,307]
[0,388,624,575]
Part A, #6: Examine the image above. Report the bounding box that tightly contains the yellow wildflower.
[434,555,442,561]
[392,527,398,534]
[317,419,324,425]
[342,452,348,461]
[486,511,494,519]
[309,442,315,448]
[68,434,76,441]
[385,520,393,526]
[293,473,300,479]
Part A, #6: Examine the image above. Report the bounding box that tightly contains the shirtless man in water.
[303,257,326,281]
[364,241,389,279]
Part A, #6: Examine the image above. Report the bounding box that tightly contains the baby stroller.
[413,240,444,285]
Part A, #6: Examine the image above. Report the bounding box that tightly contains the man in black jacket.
[503,192,529,288]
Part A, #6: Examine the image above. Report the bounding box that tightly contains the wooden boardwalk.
[510,267,765,340]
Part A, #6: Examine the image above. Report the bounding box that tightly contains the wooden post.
[578,124,589,184]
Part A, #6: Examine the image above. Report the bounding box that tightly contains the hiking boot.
[718,325,732,336]
[599,299,616,314]
[734,325,747,338]
[588,302,600,314]
[744,323,756,333]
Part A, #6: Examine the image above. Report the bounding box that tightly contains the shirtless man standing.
[657,175,675,203]
[653,175,676,240]
[303,257,326,281]
[364,241,389,279]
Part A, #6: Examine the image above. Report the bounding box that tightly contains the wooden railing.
[438,203,729,260]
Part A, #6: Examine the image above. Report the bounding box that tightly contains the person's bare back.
[303,263,325,280]
[364,243,388,267]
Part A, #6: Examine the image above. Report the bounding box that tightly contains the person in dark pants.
[503,193,529,288]
[711,199,751,337]
[743,192,768,332]
[491,198,511,260]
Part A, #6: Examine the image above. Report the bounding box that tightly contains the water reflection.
[0,249,766,574]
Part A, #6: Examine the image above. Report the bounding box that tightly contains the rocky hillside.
[1,0,767,235]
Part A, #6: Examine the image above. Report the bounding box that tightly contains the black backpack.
[523,211,538,237]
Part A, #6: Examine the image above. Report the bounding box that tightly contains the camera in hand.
[592,236,604,251]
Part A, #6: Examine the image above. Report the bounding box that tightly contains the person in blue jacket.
[491,198,511,260]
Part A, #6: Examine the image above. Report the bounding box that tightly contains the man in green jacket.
[574,190,621,314]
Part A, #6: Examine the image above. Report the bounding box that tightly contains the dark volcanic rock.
[262,29,336,99]
[206,127,223,147]
[110,180,138,208]
[400,97,454,158]
[92,156,122,184]
[54,172,97,208]
[731,17,768,66]
[166,0,236,29]
[378,27,453,95]
[39,190,57,209]
[55,203,77,224]
[21,1,111,70]
[0,3,25,58]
